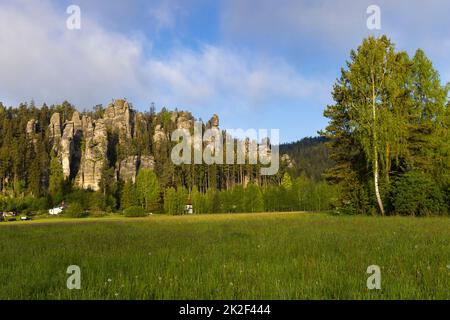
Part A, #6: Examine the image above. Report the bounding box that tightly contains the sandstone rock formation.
[139,155,155,170]
[118,154,155,183]
[44,99,159,191]
[48,112,63,153]
[208,114,219,128]
[259,137,272,164]
[48,113,62,139]
[26,119,37,136]
[176,111,193,130]
[153,124,167,148]
[281,153,295,168]
[118,155,139,183]
[75,119,108,191]
[103,99,135,142]
[60,112,83,179]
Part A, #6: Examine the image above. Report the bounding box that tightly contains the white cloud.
[0,0,146,108]
[0,0,326,112]
[145,46,328,112]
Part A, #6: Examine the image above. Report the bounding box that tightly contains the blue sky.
[0,0,449,142]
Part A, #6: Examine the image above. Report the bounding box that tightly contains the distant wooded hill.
[280,137,334,181]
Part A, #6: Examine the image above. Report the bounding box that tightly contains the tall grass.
[0,212,449,299]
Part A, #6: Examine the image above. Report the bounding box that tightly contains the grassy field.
[0,212,449,299]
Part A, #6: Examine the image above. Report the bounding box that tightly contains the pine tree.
[121,179,138,209]
[408,49,449,174]
[49,155,64,198]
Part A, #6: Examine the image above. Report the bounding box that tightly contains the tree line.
[157,172,336,215]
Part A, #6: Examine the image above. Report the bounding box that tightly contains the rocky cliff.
[31,99,167,191]
[35,100,131,191]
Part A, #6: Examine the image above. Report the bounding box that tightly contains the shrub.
[123,206,147,217]
[391,171,447,216]
[65,203,88,218]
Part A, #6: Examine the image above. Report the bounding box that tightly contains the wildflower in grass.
[108,278,112,282]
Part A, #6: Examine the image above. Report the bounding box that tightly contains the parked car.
[20,216,32,221]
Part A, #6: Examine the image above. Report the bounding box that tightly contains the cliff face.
[61,111,83,179]
[75,118,107,190]
[36,99,163,191]
[30,100,130,191]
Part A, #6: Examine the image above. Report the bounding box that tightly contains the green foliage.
[120,180,138,209]
[279,137,334,181]
[204,188,219,213]
[136,169,160,211]
[48,155,64,198]
[191,186,206,214]
[64,203,88,218]
[123,205,147,217]
[64,189,115,212]
[164,186,187,215]
[218,189,234,213]
[281,172,293,190]
[243,183,265,212]
[322,35,450,216]
[0,195,50,214]
[90,191,116,212]
[391,171,447,216]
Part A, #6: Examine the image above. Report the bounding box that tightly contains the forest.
[0,35,449,217]
[0,99,334,217]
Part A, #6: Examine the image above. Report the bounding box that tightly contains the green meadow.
[0,212,449,299]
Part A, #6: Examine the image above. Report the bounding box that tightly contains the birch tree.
[323,36,410,215]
